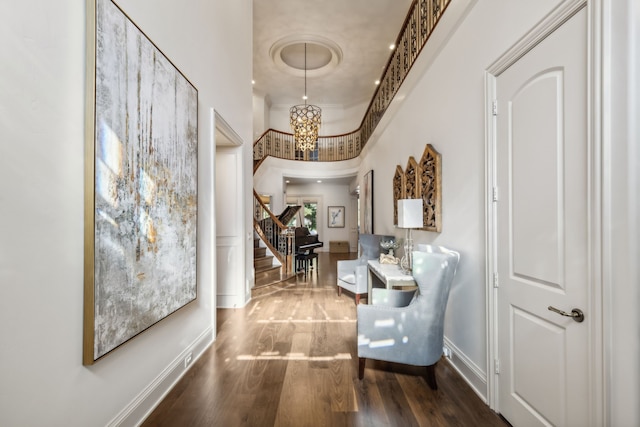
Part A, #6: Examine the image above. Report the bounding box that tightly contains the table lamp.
[397,198,423,273]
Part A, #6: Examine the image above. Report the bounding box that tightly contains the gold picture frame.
[84,0,198,365]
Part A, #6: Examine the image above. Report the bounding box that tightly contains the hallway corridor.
[142,253,507,426]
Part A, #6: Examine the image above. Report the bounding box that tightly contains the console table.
[367,260,417,302]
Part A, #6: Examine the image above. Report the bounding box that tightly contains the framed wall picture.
[328,206,345,228]
[84,0,198,365]
[362,170,374,234]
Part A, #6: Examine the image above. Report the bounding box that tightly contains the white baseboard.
[107,327,215,427]
[443,337,488,403]
[217,294,250,308]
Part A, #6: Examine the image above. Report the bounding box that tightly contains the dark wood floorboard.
[142,253,507,427]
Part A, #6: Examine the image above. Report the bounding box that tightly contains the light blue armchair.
[356,245,460,389]
[336,234,394,304]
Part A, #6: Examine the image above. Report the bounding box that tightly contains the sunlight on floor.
[237,352,352,361]
[256,318,356,324]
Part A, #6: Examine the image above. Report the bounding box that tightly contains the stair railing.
[253,190,295,274]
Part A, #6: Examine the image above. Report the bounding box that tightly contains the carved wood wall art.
[392,165,405,225]
[419,144,442,232]
[405,157,420,199]
[392,144,442,232]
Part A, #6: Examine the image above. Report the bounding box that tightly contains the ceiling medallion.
[270,35,343,78]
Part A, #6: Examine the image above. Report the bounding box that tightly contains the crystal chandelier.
[290,43,321,151]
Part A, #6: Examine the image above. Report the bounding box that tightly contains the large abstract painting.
[84,0,198,365]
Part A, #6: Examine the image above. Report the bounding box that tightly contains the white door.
[496,8,590,426]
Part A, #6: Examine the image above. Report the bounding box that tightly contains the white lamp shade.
[397,198,423,228]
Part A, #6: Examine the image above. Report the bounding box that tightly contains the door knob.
[548,306,585,323]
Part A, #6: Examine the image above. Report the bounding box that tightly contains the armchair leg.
[358,358,366,380]
[425,363,438,390]
[355,294,361,304]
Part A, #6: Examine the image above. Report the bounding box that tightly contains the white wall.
[605,0,640,425]
[286,182,354,250]
[253,93,271,141]
[254,156,360,216]
[269,101,368,136]
[0,0,252,426]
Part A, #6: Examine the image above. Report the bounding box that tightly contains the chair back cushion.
[411,248,460,355]
[358,234,394,260]
[412,248,459,305]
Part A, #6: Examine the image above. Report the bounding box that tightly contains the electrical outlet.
[443,346,452,359]
[184,352,193,368]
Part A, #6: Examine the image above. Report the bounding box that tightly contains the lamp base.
[400,229,413,275]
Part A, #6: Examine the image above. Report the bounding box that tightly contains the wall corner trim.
[443,337,488,403]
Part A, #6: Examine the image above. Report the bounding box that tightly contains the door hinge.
[495,358,500,374]
[493,272,499,288]
[492,100,498,116]
[492,186,499,202]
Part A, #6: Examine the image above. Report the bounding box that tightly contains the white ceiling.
[253,0,414,108]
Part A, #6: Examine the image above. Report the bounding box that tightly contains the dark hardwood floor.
[142,253,508,427]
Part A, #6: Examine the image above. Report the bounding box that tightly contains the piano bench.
[296,252,318,275]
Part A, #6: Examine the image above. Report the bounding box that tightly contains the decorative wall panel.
[394,144,442,232]
[419,144,442,232]
[393,165,405,226]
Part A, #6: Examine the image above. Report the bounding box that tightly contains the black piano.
[294,227,323,274]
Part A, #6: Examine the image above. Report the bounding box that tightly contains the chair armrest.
[371,288,417,307]
[337,259,367,276]
[337,258,365,268]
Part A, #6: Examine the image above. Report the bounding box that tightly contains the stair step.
[254,255,274,270]
[253,273,297,293]
[255,265,282,287]
[254,246,267,258]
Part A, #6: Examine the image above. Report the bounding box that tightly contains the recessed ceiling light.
[317,180,322,183]
[285,180,290,183]
[252,80,255,85]
[389,44,395,50]
[375,80,380,85]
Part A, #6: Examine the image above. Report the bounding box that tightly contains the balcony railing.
[253,0,450,163]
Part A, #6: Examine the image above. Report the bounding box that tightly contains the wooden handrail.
[252,191,295,273]
[253,189,287,230]
[253,219,285,264]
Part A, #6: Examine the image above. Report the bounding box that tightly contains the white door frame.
[214,110,247,308]
[484,0,605,423]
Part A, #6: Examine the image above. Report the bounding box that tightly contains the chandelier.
[290,43,321,151]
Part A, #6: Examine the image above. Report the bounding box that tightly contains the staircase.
[252,194,301,288]
[254,237,294,288]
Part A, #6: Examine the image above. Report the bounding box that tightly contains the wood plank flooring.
[142,253,508,427]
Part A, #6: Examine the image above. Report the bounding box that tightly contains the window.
[286,196,320,234]
[303,201,318,234]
